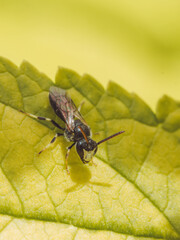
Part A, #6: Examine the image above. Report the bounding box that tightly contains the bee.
[20,86,124,173]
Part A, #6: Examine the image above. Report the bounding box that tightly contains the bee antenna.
[97,131,125,145]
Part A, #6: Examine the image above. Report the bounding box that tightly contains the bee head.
[76,138,98,163]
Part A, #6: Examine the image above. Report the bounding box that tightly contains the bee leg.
[19,110,64,130]
[78,101,85,112]
[65,143,75,174]
[39,133,63,154]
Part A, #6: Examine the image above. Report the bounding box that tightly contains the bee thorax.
[64,128,74,142]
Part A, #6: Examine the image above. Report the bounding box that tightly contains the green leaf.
[0,56,179,240]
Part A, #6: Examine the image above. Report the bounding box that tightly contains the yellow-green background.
[0,0,180,110]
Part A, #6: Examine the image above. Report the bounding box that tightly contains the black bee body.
[20,86,124,173]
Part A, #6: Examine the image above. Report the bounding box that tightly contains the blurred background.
[0,0,180,110]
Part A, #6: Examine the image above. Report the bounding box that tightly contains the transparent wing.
[49,86,87,131]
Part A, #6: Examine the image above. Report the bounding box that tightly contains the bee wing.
[49,86,87,131]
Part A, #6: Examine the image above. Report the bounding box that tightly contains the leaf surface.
[0,57,179,240]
